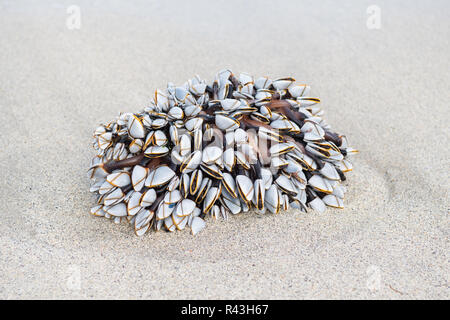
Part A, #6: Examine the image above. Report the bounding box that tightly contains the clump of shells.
[88,69,357,236]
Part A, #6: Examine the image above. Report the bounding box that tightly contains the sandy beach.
[0,0,448,299]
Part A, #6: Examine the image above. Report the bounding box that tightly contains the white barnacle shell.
[288,84,310,98]
[141,114,152,127]
[309,197,326,213]
[255,89,272,101]
[88,163,109,180]
[234,128,248,145]
[252,179,265,210]
[164,215,176,232]
[271,119,294,131]
[189,169,203,195]
[164,189,182,205]
[168,106,184,120]
[175,199,196,217]
[184,118,203,132]
[193,129,203,151]
[308,175,333,194]
[90,205,106,217]
[195,177,212,203]
[222,172,237,198]
[254,76,272,90]
[127,191,142,216]
[223,148,235,172]
[221,189,241,215]
[153,130,168,146]
[270,157,288,170]
[104,188,125,207]
[265,184,281,214]
[97,132,113,150]
[154,89,169,111]
[337,159,353,172]
[200,163,223,180]
[179,173,190,197]
[261,168,273,190]
[190,82,207,96]
[235,150,250,170]
[322,194,344,209]
[151,118,168,129]
[134,208,153,231]
[180,150,202,174]
[179,134,192,157]
[320,162,341,181]
[172,214,188,231]
[272,77,295,90]
[129,139,144,153]
[144,146,169,158]
[184,104,202,117]
[220,99,241,112]
[297,97,320,107]
[169,125,179,146]
[157,202,175,220]
[275,175,297,196]
[174,86,189,102]
[167,175,180,192]
[270,142,295,156]
[190,217,206,235]
[135,221,151,237]
[203,186,222,214]
[302,121,325,141]
[258,126,283,142]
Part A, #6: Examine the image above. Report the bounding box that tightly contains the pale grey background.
[0,0,448,299]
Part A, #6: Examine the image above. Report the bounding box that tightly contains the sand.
[0,0,448,299]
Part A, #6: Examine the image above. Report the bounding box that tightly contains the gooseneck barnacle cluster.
[88,70,357,236]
